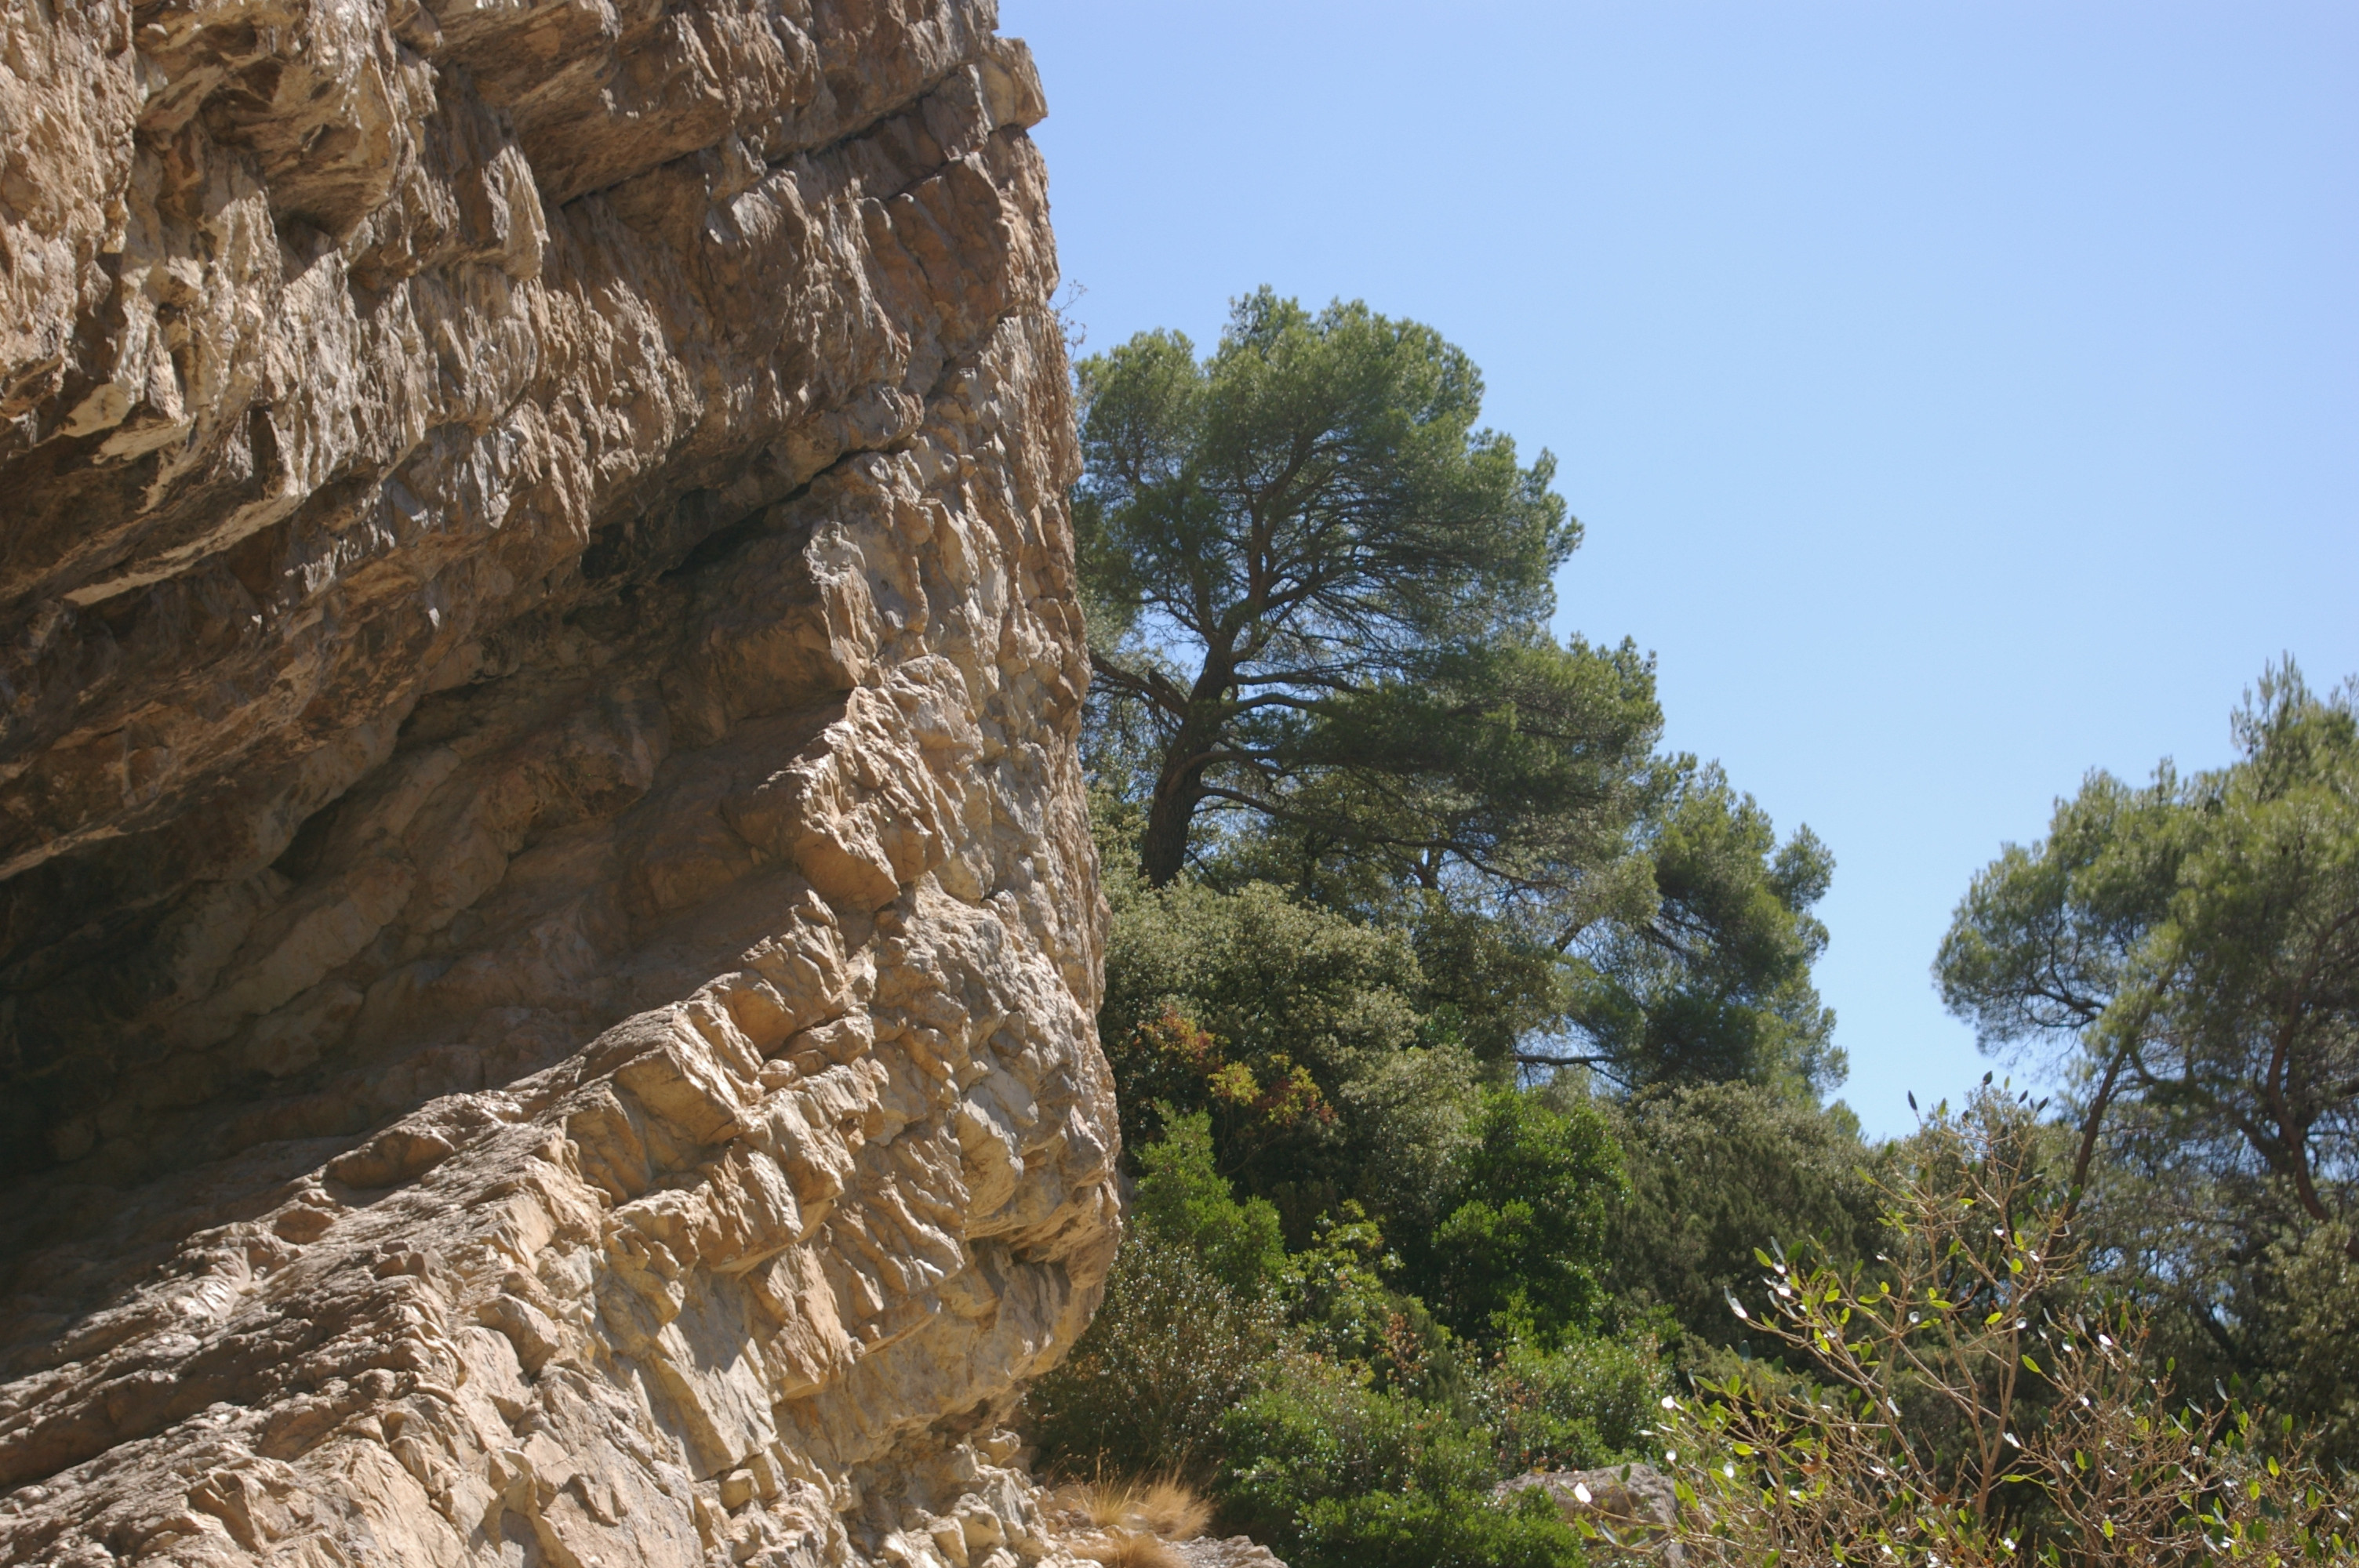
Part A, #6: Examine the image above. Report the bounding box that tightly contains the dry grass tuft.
[1051,1474,1212,1541]
[1074,1534,1185,1568]
[1133,1478,1212,1541]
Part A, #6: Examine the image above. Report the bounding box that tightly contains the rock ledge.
[0,0,1114,1563]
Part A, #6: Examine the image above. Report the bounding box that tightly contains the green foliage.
[1287,1486,1586,1568]
[1132,1109,1289,1296]
[1081,290,1844,1108]
[1402,1087,1626,1349]
[1024,1228,1285,1483]
[2255,1217,2359,1453]
[1658,1092,2359,1564]
[1209,633,1669,924]
[1939,663,2359,1196]
[1219,1358,1587,1568]
[1474,1334,1667,1474]
[1277,1211,1484,1418]
[1066,298,2354,1543]
[1078,290,1572,653]
[1932,768,2175,1050]
[1222,1355,1499,1512]
[1936,661,2359,1461]
[1073,765,1856,1555]
[1100,875,1481,1235]
[1077,287,1655,902]
[1401,898,1587,1069]
[1550,762,1842,1094]
[1601,1080,1887,1363]
[1027,1112,1652,1565]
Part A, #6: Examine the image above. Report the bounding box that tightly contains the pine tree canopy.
[1075,287,1659,904]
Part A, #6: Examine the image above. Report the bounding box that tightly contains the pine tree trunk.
[1140,771,1201,886]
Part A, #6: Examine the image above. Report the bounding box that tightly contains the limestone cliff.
[0,1,1116,1563]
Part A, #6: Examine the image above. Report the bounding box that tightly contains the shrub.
[1656,1094,2357,1564]
[1475,1333,1667,1474]
[2256,1215,2359,1462]
[1220,1356,1586,1568]
[1131,1107,1287,1296]
[1098,877,1482,1229]
[1402,1085,1626,1350]
[1274,1203,1478,1414]
[1025,1231,1285,1482]
[1601,1078,1885,1360]
[1292,1486,1586,1568]
[1222,1356,1496,1519]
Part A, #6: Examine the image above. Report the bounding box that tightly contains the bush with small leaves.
[1220,1354,1587,1568]
[1290,1484,1588,1568]
[1026,1229,1286,1483]
[1475,1333,1668,1475]
[1648,1094,2358,1565]
[1027,1112,1290,1480]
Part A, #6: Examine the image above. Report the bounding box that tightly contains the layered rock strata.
[0,1,1117,1563]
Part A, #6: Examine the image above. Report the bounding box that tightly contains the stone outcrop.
[0,0,1116,1563]
[1169,1539,1288,1568]
[1496,1465,1682,1564]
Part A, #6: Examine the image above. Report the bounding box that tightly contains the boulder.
[1496,1463,1684,1563]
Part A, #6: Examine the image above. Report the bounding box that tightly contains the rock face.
[1170,1539,1289,1568]
[1496,1465,1683,1565]
[0,0,1116,1563]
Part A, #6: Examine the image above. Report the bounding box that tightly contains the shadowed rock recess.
[0,1,1118,1562]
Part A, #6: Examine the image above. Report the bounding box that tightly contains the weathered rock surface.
[0,0,1114,1563]
[1049,1531,1286,1568]
[1168,1536,1289,1568]
[1496,1465,1683,1564]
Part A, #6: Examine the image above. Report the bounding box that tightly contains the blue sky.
[1000,0,2359,1138]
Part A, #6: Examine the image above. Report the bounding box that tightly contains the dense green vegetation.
[1666,1093,2354,1563]
[1936,662,2359,1461]
[1023,292,2359,1566]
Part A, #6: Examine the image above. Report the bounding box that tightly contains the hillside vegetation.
[1020,292,2359,1567]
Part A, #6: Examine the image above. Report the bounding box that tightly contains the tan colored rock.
[1496,1465,1684,1564]
[0,0,1114,1563]
[1172,1538,1291,1568]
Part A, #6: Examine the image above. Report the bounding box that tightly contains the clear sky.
[1000,0,2359,1139]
